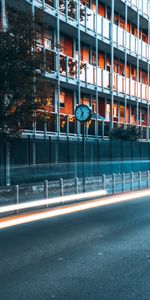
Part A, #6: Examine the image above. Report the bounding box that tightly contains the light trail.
[0,189,150,229]
[0,190,107,214]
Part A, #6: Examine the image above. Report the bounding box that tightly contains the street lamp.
[74,104,92,192]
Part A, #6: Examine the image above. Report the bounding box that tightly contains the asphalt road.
[1,196,150,300]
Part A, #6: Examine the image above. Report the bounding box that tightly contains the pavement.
[1,195,150,299]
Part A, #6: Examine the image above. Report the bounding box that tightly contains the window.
[44,28,53,49]
[45,0,53,7]
[107,7,111,20]
[92,50,96,65]
[81,0,90,8]
[60,92,65,108]
[106,103,110,121]
[92,100,96,112]
[120,106,125,117]
[81,45,90,63]
[81,95,90,106]
[106,57,111,72]
[114,14,119,26]
[142,113,145,122]
[113,105,118,118]
[114,59,118,73]
[120,17,125,29]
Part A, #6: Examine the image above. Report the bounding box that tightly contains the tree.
[0,8,52,137]
[59,0,90,21]
[109,125,143,141]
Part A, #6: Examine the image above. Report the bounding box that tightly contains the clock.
[75,104,92,122]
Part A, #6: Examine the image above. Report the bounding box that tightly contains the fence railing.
[0,171,150,213]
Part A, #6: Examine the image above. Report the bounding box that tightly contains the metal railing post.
[60,178,64,196]
[75,177,78,194]
[131,172,134,191]
[138,171,141,190]
[112,173,115,194]
[15,185,19,214]
[122,172,125,192]
[44,180,48,199]
[102,174,106,190]
[147,170,150,188]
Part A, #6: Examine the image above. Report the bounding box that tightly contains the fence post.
[122,173,125,192]
[112,174,115,194]
[60,178,64,196]
[147,170,150,188]
[6,142,11,186]
[75,177,78,194]
[102,174,106,190]
[44,180,48,199]
[131,172,134,191]
[15,185,19,214]
[138,171,141,190]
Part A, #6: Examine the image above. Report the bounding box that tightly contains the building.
[1,0,150,186]
[1,0,150,141]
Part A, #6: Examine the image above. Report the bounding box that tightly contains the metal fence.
[0,170,150,208]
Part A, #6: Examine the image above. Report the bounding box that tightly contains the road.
[1,196,150,300]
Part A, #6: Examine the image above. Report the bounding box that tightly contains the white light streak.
[0,190,107,214]
[0,189,150,229]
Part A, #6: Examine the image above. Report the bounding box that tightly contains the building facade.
[1,0,150,141]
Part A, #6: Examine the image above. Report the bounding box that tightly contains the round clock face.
[75,104,92,122]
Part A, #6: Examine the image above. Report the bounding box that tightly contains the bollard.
[15,185,19,214]
[131,172,134,191]
[112,174,115,194]
[122,173,125,192]
[60,178,64,196]
[75,177,78,194]
[138,171,141,190]
[102,174,106,190]
[147,170,150,188]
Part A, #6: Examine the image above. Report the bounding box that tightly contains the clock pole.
[74,104,92,193]
[82,121,86,193]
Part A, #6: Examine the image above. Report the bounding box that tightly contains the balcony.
[113,24,148,60]
[35,0,149,62]
[128,0,149,16]
[22,111,149,140]
[59,54,149,101]
[60,54,77,78]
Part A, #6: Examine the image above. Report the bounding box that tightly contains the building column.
[136,1,140,127]
[147,2,150,140]
[56,0,60,136]
[110,0,114,129]
[1,0,7,31]
[124,1,128,128]
[95,0,98,138]
[77,0,81,138]
[32,0,35,17]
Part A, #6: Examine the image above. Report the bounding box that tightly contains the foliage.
[0,9,52,137]
[109,125,143,141]
[59,0,86,20]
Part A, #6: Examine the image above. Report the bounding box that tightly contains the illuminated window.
[60,92,65,108]
[113,105,118,117]
[120,106,125,117]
